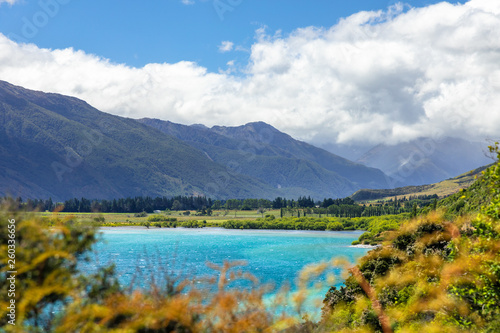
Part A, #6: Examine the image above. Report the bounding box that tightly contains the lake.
[88,227,370,315]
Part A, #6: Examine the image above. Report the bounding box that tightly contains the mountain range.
[356,137,492,186]
[137,119,391,199]
[0,80,491,201]
[0,80,392,201]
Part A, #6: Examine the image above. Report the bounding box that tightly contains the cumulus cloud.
[218,41,234,52]
[0,0,499,146]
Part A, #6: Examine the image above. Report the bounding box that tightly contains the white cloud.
[218,41,234,53]
[181,0,194,5]
[0,0,499,147]
[0,0,20,5]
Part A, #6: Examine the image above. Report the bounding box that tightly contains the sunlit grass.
[36,209,284,226]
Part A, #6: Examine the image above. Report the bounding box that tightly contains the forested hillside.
[0,81,279,200]
[138,118,392,199]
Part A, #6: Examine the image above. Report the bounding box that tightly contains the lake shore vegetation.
[1,145,498,332]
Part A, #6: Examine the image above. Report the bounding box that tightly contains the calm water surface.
[90,227,369,294]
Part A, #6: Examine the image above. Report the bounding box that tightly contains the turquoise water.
[90,227,368,290]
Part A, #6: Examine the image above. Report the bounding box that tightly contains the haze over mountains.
[0,80,491,202]
[356,138,492,186]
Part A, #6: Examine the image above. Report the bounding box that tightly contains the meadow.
[37,209,282,226]
[36,209,407,248]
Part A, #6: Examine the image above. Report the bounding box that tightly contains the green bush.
[147,214,168,222]
[327,222,344,231]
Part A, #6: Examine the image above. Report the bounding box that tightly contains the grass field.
[38,209,283,226]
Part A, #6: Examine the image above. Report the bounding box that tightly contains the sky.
[0,0,498,149]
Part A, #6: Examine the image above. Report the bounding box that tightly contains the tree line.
[220,214,407,235]
[3,193,436,216]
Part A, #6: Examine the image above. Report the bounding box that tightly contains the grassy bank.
[36,210,409,247]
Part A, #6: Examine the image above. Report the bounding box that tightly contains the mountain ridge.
[356,137,491,186]
[137,118,394,199]
[0,81,281,201]
[210,121,390,188]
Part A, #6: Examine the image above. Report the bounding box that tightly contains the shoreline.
[349,244,380,249]
[98,225,367,234]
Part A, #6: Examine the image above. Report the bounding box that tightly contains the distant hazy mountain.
[317,142,370,161]
[138,119,393,199]
[356,137,492,186]
[0,81,280,201]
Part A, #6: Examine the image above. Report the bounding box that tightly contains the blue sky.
[0,0,497,149]
[0,0,463,72]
